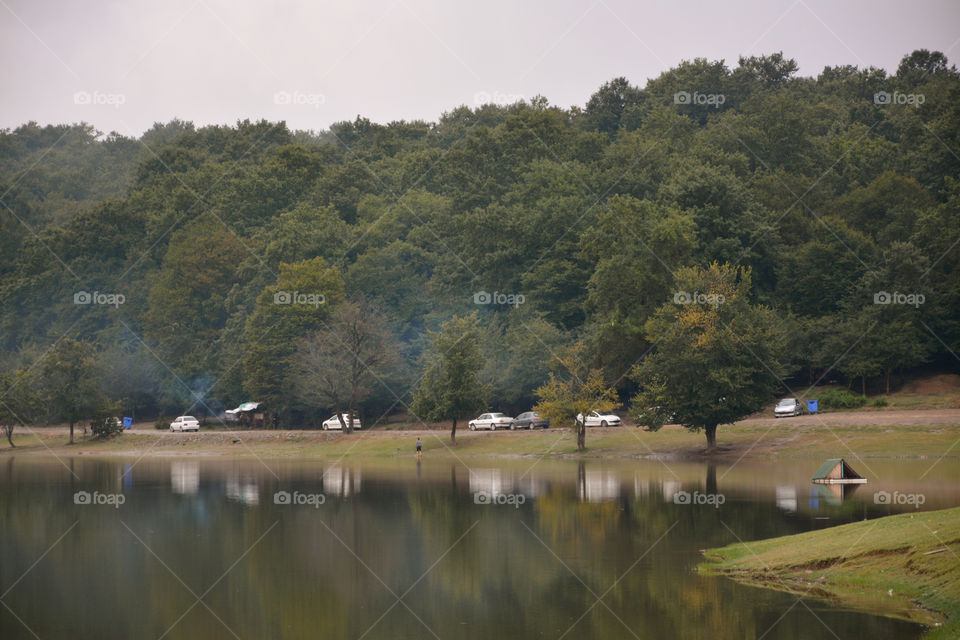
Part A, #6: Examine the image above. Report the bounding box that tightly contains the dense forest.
[1,50,958,427]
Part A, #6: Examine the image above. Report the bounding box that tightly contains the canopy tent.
[225,401,261,416]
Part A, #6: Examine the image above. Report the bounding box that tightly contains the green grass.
[700,507,960,638]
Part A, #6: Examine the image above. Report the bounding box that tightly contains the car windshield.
[490,413,505,418]
[776,399,796,407]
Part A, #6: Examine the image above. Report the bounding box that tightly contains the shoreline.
[3,409,959,462]
[699,506,960,638]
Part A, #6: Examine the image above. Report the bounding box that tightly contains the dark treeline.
[1,50,958,426]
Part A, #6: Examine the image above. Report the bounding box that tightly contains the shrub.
[817,389,867,410]
[154,419,170,430]
[872,396,889,407]
[92,417,123,438]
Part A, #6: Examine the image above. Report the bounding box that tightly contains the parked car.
[510,411,550,429]
[774,398,803,418]
[322,414,362,430]
[468,413,513,430]
[170,416,200,432]
[577,411,621,427]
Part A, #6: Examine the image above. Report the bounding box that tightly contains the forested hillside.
[1,50,958,425]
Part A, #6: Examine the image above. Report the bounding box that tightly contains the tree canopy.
[0,49,957,432]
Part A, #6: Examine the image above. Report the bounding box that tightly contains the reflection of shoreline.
[5,456,953,514]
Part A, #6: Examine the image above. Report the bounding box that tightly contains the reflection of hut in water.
[811,458,867,484]
[809,481,861,507]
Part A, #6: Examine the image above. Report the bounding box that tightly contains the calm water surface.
[0,455,956,639]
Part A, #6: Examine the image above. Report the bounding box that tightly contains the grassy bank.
[700,507,960,638]
[3,417,958,462]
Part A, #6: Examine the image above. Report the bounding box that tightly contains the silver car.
[774,398,802,418]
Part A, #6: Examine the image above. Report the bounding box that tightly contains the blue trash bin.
[807,400,818,414]
[123,417,133,429]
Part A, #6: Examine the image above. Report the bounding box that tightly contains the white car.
[322,414,362,430]
[577,411,621,427]
[774,398,803,418]
[468,413,513,430]
[170,416,200,432]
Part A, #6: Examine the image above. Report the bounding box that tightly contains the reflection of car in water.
[579,470,621,502]
[324,466,361,497]
[774,398,803,418]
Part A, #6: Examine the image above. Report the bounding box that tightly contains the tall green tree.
[0,368,41,447]
[243,257,345,414]
[411,314,487,444]
[631,263,789,450]
[40,339,110,444]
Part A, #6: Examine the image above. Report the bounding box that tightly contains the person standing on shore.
[416,437,422,458]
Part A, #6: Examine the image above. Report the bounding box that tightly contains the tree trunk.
[69,421,75,444]
[336,408,347,431]
[450,417,457,445]
[576,418,585,451]
[346,407,355,434]
[705,424,717,451]
[885,367,892,395]
[4,425,13,448]
[862,375,867,396]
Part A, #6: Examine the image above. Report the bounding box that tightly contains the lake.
[0,455,956,639]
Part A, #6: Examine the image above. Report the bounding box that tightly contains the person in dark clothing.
[416,437,422,457]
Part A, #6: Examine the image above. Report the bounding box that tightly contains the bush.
[872,396,889,407]
[92,417,123,438]
[817,389,867,410]
[154,420,170,430]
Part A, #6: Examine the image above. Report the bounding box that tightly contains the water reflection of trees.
[0,459,923,639]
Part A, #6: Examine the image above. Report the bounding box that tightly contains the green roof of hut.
[811,458,866,484]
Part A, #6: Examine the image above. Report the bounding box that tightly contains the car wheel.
[322,423,328,431]
[510,423,516,430]
[469,423,475,431]
[601,421,608,427]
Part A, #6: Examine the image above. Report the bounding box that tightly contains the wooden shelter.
[811,458,867,484]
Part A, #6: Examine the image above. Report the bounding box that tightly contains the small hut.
[811,458,867,484]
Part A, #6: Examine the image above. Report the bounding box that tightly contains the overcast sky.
[2,0,958,137]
